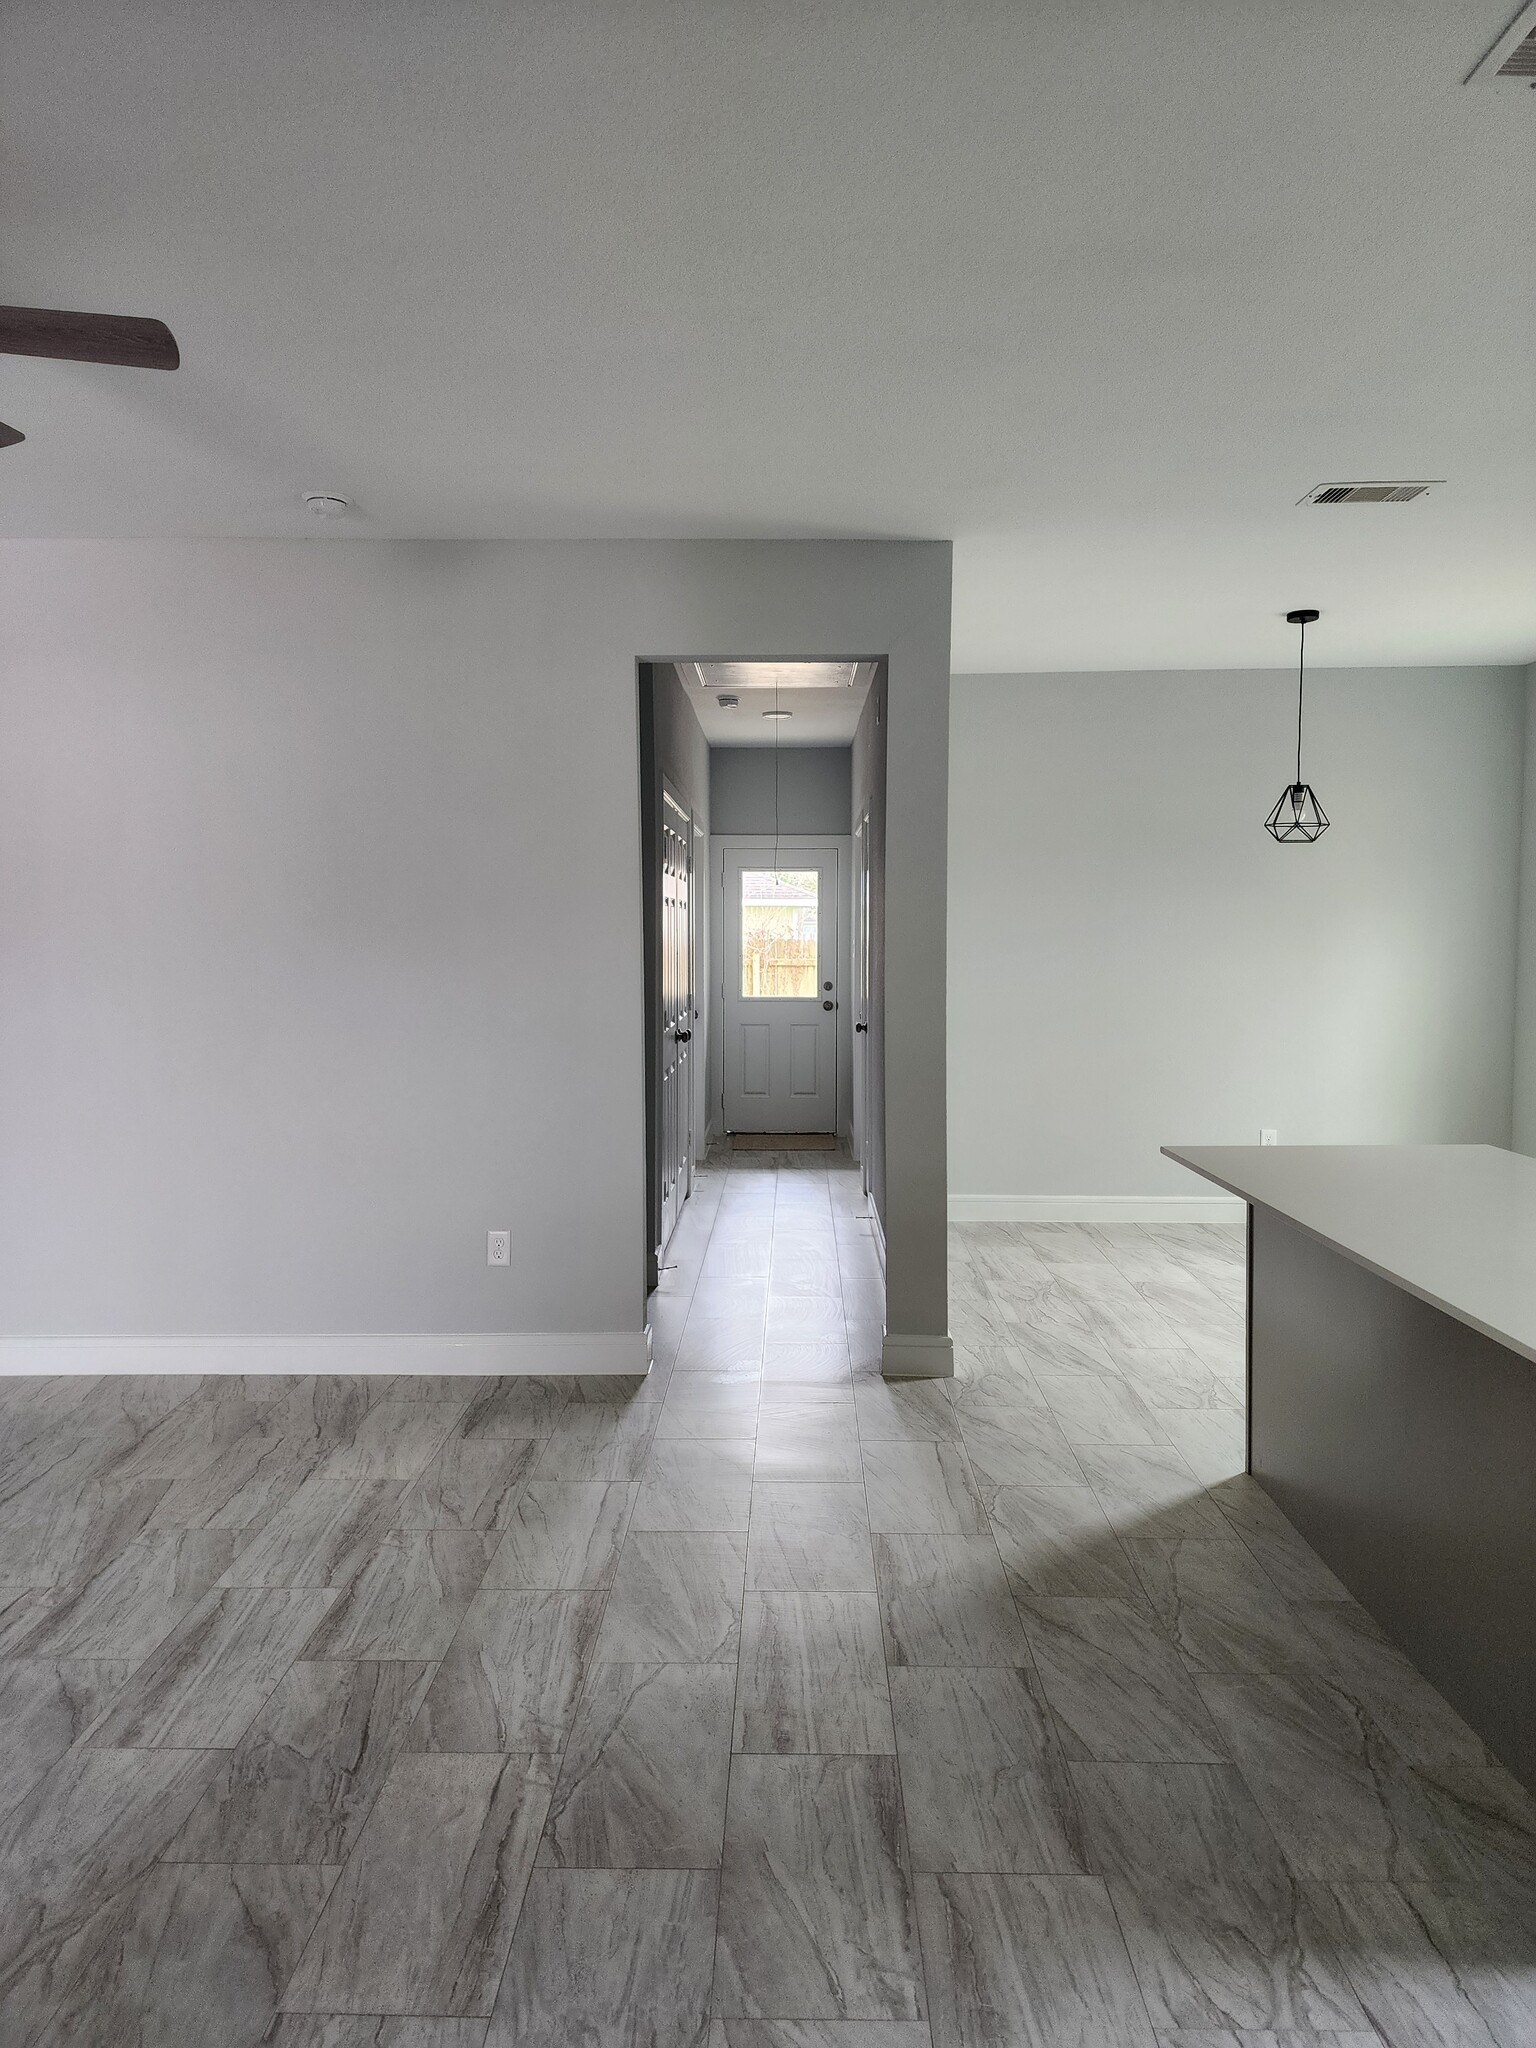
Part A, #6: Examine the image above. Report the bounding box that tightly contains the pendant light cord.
[773,672,781,872]
[1295,614,1307,787]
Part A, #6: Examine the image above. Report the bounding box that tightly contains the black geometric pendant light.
[1265,607,1330,843]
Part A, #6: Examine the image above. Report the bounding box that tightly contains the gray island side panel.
[1248,1203,1535,1791]
[1164,1145,1536,1790]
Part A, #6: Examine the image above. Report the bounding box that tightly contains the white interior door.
[853,808,871,1192]
[722,843,839,1133]
[659,786,694,1251]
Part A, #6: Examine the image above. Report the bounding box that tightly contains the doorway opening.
[638,659,887,1297]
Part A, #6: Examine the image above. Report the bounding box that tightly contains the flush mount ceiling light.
[761,708,793,719]
[685,661,872,692]
[1265,609,1329,843]
[302,492,350,518]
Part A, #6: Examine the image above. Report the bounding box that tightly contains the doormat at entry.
[731,1132,838,1151]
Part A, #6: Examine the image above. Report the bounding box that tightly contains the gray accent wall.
[709,746,852,835]
[949,665,1527,1205]
[0,539,952,1351]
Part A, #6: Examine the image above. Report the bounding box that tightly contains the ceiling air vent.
[1467,2,1536,88]
[1298,480,1440,506]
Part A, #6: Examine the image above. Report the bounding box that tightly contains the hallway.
[0,1151,1532,2043]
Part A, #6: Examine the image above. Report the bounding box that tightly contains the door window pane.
[740,869,819,998]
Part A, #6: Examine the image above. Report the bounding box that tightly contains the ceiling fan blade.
[0,421,24,448]
[0,307,179,371]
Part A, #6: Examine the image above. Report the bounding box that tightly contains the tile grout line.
[263,1382,597,2022]
[954,1286,1170,2041]
[964,1222,1209,2041]
[844,1190,937,2041]
[466,1385,656,2029]
[709,1152,775,2023]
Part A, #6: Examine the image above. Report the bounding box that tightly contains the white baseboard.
[868,1203,886,1273]
[949,1194,1245,1225]
[0,1329,653,1379]
[881,1331,954,1380]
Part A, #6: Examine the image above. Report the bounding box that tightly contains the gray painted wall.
[710,746,852,835]
[0,539,952,1349]
[949,666,1526,1205]
[1516,664,1536,1157]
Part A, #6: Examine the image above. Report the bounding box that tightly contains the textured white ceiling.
[2,1,1533,670]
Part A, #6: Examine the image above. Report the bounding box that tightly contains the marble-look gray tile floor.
[0,1163,1531,2046]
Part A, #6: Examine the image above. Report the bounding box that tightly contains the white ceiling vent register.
[1467,3,1536,88]
[1297,481,1441,506]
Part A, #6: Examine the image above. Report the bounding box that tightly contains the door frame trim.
[711,832,852,1139]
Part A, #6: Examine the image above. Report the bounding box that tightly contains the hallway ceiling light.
[762,708,793,719]
[1265,608,1329,843]
[686,661,869,692]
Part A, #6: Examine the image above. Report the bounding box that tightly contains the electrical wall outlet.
[487,1229,511,1266]
[1260,1128,1278,1147]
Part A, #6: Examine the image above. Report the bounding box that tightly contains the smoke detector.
[302,493,350,518]
[1467,3,1536,89]
[717,693,740,709]
[1297,480,1440,506]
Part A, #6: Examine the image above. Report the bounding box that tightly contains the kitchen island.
[1163,1143,1536,1791]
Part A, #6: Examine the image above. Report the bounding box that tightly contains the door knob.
[675,1028,692,1042]
[855,1022,867,1033]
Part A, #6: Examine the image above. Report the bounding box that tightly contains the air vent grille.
[1299,481,1440,506]
[1467,3,1536,87]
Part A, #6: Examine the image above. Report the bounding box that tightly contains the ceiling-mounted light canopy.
[1265,608,1329,844]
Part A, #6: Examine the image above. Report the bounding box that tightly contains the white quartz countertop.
[1162,1144,1536,1366]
